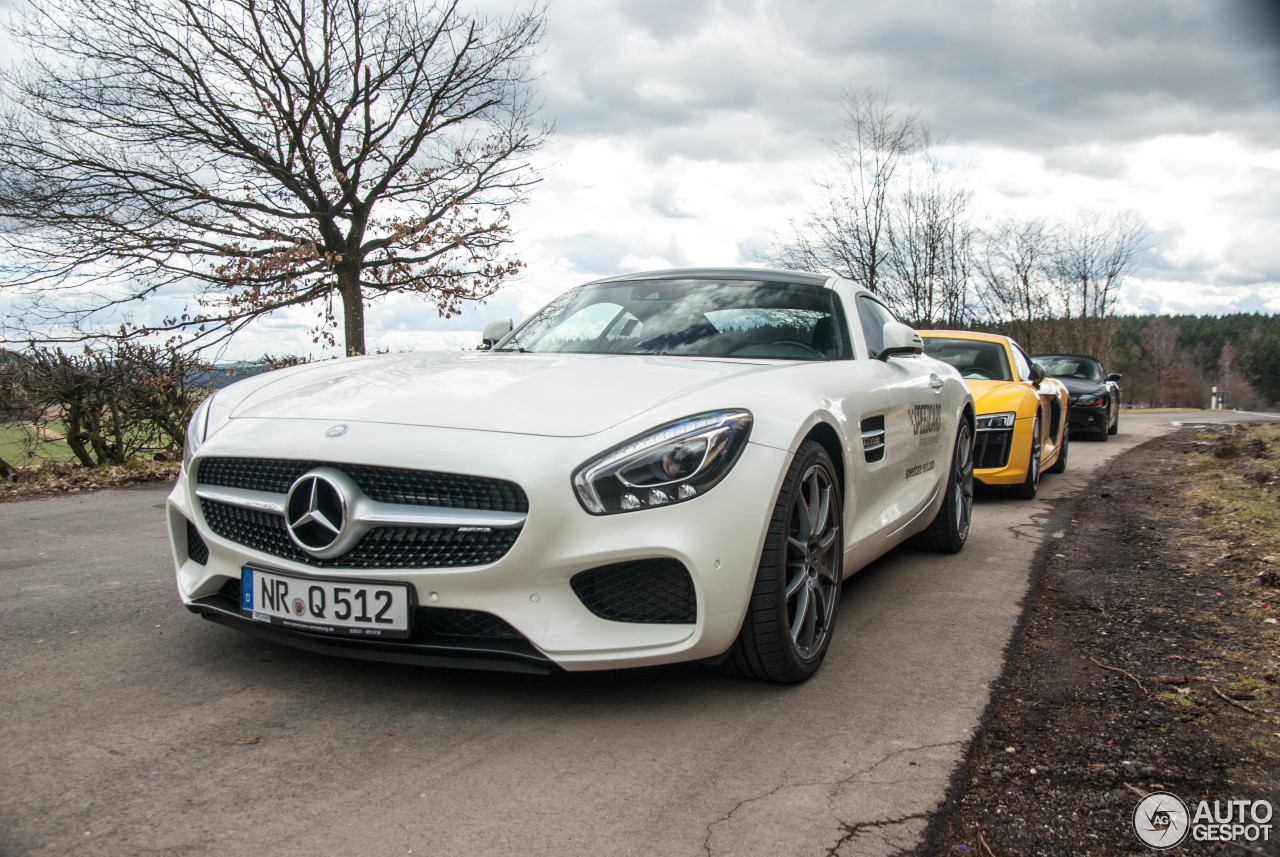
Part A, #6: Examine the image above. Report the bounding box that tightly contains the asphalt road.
[3,410,1276,857]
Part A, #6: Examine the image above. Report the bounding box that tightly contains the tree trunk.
[337,266,366,356]
[0,455,14,481]
[63,404,95,468]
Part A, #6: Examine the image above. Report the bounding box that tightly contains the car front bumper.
[1068,402,1109,434]
[168,417,789,672]
[972,416,1036,486]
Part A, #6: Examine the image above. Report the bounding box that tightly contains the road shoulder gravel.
[919,426,1280,856]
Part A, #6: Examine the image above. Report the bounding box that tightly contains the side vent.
[860,415,886,463]
[571,559,696,624]
[186,519,209,566]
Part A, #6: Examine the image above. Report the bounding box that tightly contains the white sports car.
[168,268,975,681]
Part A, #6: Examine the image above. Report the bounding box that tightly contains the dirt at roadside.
[919,426,1280,857]
[0,459,178,502]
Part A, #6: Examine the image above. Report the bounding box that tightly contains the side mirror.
[480,318,513,350]
[1028,361,1046,386]
[1106,372,1123,383]
[877,321,924,361]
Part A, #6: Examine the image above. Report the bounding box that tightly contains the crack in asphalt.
[823,811,937,857]
[702,780,792,857]
[702,740,963,857]
[1008,519,1051,542]
[833,740,963,786]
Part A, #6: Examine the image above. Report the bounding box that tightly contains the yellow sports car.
[918,331,1069,499]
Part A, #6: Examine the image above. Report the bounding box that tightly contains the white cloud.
[4,0,1279,358]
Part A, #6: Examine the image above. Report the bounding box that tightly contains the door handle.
[929,374,944,392]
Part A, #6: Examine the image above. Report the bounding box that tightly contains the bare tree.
[882,163,976,327]
[768,88,922,295]
[1046,211,1148,358]
[0,0,548,355]
[1131,316,1183,406]
[976,218,1055,349]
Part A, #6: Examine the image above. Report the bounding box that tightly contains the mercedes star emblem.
[285,472,347,553]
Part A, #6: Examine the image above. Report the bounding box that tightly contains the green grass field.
[0,422,76,465]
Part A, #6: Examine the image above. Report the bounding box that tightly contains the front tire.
[1006,414,1042,500]
[727,440,843,683]
[910,420,974,553]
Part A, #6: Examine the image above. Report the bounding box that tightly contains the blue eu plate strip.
[241,568,254,610]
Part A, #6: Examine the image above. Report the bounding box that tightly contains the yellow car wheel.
[1006,414,1041,500]
[1047,427,1068,474]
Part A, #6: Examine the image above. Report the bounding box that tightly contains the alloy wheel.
[953,423,975,541]
[784,464,840,658]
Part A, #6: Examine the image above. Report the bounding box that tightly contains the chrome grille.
[200,500,521,569]
[198,457,528,513]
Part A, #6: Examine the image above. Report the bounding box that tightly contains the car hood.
[964,379,1029,415]
[1051,376,1107,397]
[229,351,791,438]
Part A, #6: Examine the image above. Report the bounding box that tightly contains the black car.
[1032,353,1122,440]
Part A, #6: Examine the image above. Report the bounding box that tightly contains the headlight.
[572,410,753,515]
[975,412,1015,430]
[1073,394,1105,406]
[182,396,215,472]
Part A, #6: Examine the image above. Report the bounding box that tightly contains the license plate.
[240,567,412,639]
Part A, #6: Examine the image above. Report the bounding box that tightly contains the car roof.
[917,329,1012,344]
[587,267,834,288]
[1031,352,1103,363]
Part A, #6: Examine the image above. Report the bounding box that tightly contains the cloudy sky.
[4,0,1280,358]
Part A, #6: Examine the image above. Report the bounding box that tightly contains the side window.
[855,295,896,359]
[1010,343,1033,382]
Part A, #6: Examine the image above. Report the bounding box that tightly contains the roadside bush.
[14,343,215,468]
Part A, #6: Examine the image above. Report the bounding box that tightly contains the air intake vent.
[860,415,886,463]
[974,429,1013,469]
[571,559,696,624]
[186,518,209,565]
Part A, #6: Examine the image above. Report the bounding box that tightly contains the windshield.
[921,337,1014,382]
[1035,354,1105,382]
[497,279,850,360]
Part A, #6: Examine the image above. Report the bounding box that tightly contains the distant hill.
[191,363,278,390]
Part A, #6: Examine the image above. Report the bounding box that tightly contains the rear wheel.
[1006,414,1042,500]
[1047,426,1069,474]
[910,420,974,553]
[727,440,843,683]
